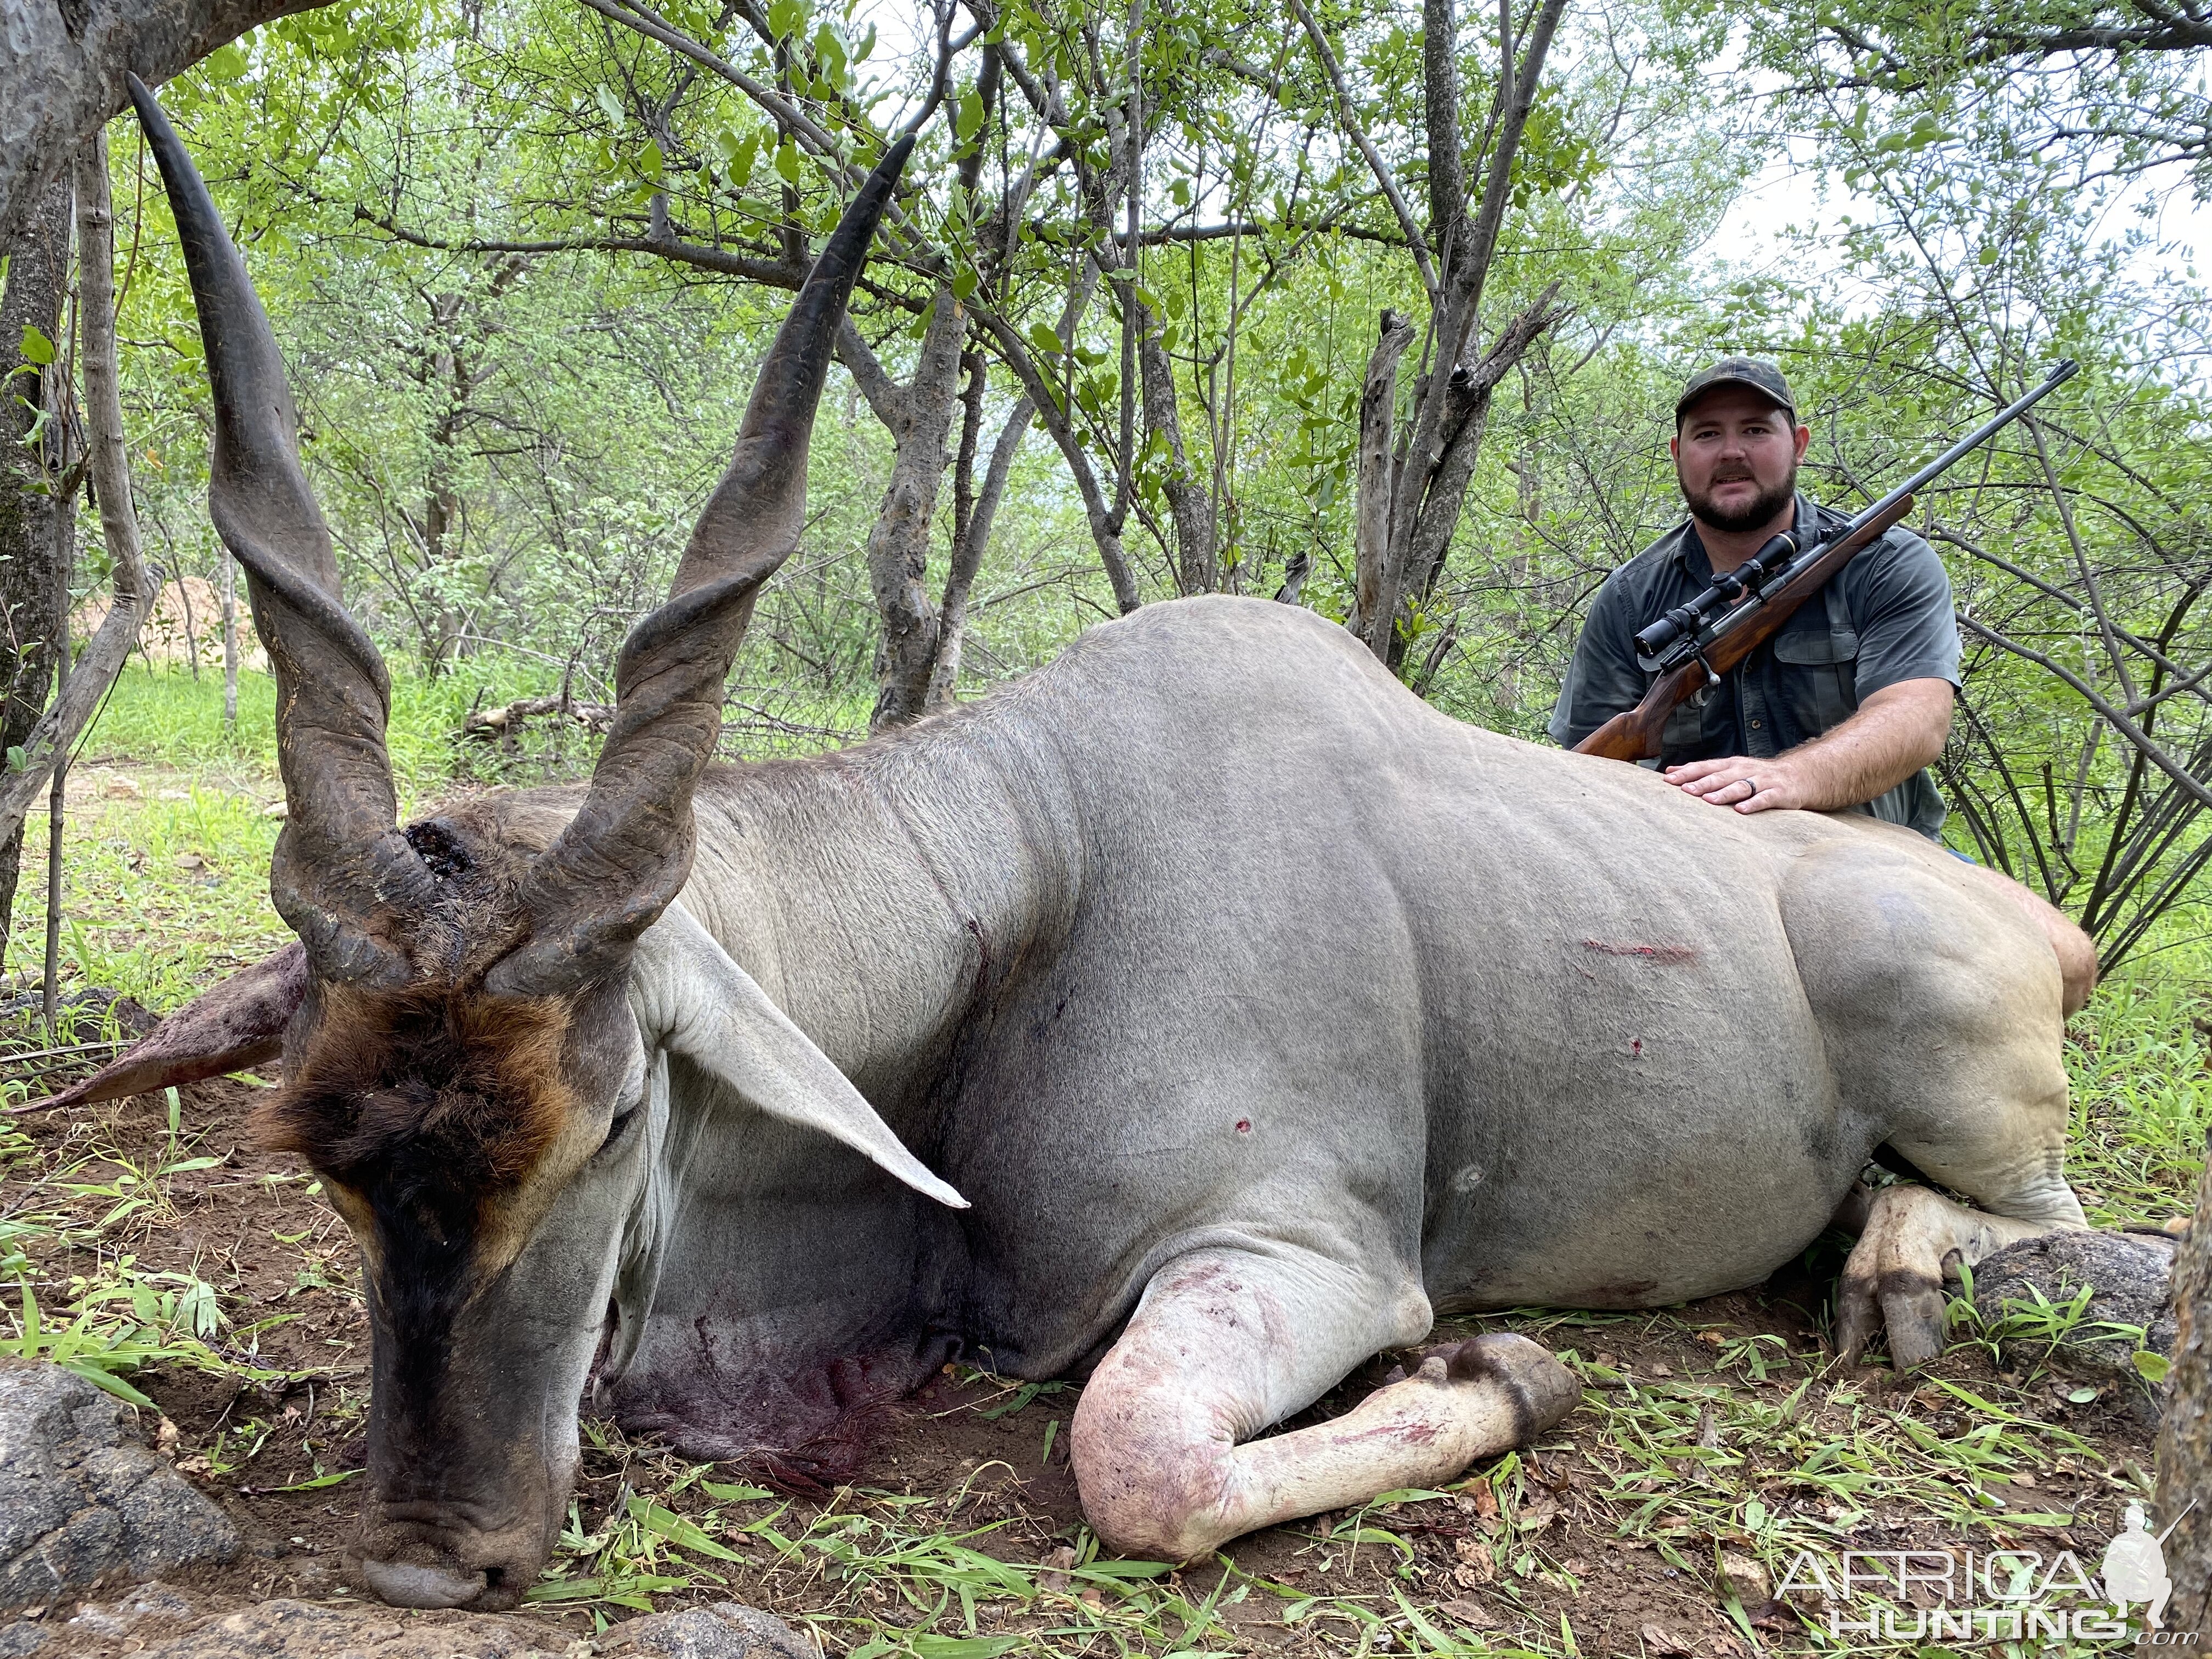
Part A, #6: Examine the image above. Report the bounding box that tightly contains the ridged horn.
[486,135,916,997]
[131,77,431,985]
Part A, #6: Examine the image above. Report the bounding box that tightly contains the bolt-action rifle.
[1571,359,2080,764]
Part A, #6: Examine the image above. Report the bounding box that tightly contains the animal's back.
[919,598,2062,1370]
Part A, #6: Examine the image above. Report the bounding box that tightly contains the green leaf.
[2135,1350,2172,1383]
[766,0,804,40]
[719,131,759,188]
[1027,321,1063,358]
[774,138,802,184]
[700,1479,775,1502]
[524,1576,610,1603]
[261,1466,361,1493]
[69,1362,157,1410]
[627,1497,744,1561]
[595,84,625,128]
[955,88,986,143]
[19,326,53,368]
[910,1638,1025,1657]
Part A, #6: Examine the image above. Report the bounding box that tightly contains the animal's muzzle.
[360,1558,489,1609]
[355,1492,561,1611]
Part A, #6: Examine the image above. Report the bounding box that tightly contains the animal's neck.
[677,731,1069,1109]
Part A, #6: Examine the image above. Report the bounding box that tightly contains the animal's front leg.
[1069,1249,1578,1562]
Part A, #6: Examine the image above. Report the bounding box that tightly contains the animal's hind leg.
[1835,1184,2070,1367]
[1781,842,2089,1367]
[1070,1248,1577,1562]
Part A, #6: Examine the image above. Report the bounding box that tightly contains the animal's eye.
[599,1102,642,1155]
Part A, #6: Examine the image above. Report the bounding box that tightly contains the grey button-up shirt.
[1548,493,1960,838]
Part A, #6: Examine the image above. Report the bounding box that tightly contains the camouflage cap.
[1674,357,1798,427]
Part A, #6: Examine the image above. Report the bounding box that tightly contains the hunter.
[1549,357,1959,837]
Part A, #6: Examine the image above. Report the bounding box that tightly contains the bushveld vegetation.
[2,0,2210,1649]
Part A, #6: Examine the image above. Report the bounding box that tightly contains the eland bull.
[60,78,2098,1612]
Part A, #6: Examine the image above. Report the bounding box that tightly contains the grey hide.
[589,594,2076,1463]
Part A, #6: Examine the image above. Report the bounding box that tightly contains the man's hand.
[1662,678,1955,815]
[1664,754,1813,812]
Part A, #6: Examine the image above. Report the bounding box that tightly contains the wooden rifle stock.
[1572,493,1917,763]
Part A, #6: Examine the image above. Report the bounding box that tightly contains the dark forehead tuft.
[253,985,578,1196]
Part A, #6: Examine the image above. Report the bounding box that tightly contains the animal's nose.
[361,1558,488,1607]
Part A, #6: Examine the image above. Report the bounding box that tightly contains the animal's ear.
[629,908,968,1210]
[42,942,308,1109]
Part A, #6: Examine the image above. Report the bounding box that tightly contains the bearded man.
[1549,358,1960,838]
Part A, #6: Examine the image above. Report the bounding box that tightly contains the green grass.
[77,656,578,804]
[2064,972,2212,1226]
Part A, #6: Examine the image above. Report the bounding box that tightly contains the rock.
[110,1596,809,1659]
[1972,1229,2177,1377]
[0,1623,46,1657]
[64,1583,192,1639]
[0,1359,238,1611]
[139,1601,427,1658]
[1718,1550,1769,1603]
[616,1603,812,1658]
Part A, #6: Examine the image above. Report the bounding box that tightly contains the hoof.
[1433,1333,1581,1441]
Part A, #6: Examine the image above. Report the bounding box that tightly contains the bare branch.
[1284,0,1440,300]
[1959,614,2212,816]
[577,0,850,168]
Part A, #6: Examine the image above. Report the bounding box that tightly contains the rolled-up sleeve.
[1852,531,1961,697]
[1549,571,1654,748]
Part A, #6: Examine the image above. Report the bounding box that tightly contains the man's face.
[1671,386,1810,534]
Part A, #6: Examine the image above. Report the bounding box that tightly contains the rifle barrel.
[1831,359,2079,546]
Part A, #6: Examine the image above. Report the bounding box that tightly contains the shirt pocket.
[1661,698,1706,756]
[1771,626,1861,734]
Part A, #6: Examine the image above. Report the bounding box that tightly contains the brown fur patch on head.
[253,982,577,1207]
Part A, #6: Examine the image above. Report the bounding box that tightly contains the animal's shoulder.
[1042,597,1395,708]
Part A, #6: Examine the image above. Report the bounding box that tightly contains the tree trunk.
[1136,303,1215,595]
[222,550,238,724]
[0,132,155,893]
[927,393,1032,714]
[2157,1139,2212,1635]
[1351,309,1415,656]
[0,0,332,249]
[1389,283,1565,667]
[862,283,968,731]
[0,184,75,977]
[1421,0,1464,256]
[1351,0,1567,674]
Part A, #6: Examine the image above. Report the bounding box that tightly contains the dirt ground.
[0,1070,2167,1657]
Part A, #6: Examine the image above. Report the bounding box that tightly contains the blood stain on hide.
[1582,939,1697,964]
[1234,1119,1252,1133]
[1629,1038,1643,1058]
